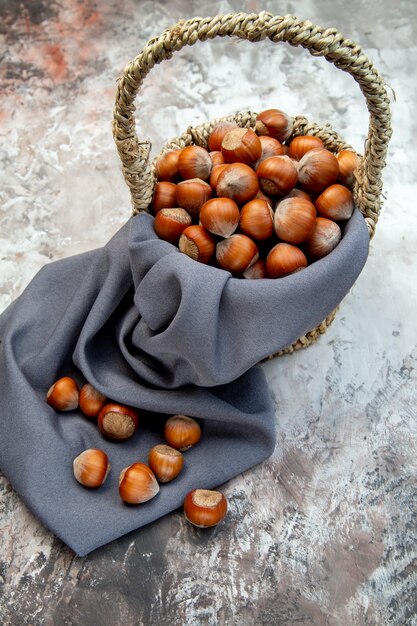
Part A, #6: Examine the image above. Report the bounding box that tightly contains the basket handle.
[112,12,392,237]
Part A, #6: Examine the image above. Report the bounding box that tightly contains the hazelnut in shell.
[297,148,339,194]
[176,178,213,220]
[184,489,228,528]
[154,208,192,244]
[179,225,216,264]
[216,163,259,205]
[73,448,110,488]
[209,151,225,167]
[178,146,212,181]
[216,234,259,275]
[221,127,262,165]
[336,150,361,189]
[239,199,274,241]
[208,122,239,152]
[304,217,342,260]
[255,135,285,167]
[288,135,325,160]
[164,415,202,451]
[266,243,308,278]
[98,403,139,441]
[151,181,178,215]
[256,156,297,196]
[255,109,293,142]
[46,376,79,411]
[119,463,160,504]
[315,184,354,221]
[199,197,240,238]
[242,258,267,280]
[79,384,107,418]
[148,444,183,483]
[155,149,181,182]
[274,197,317,244]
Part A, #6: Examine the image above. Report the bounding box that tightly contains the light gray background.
[0,0,416,624]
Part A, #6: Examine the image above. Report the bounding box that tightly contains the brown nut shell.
[155,149,181,182]
[297,148,339,194]
[119,463,160,504]
[255,135,285,168]
[216,163,259,205]
[256,156,297,196]
[73,448,110,488]
[216,234,259,275]
[266,243,308,278]
[239,199,274,241]
[164,415,202,451]
[242,258,267,280]
[98,403,139,441]
[315,184,354,221]
[79,384,107,418]
[148,444,183,483]
[199,197,240,238]
[178,146,212,181]
[176,178,213,220]
[209,151,225,167]
[151,181,178,215]
[274,197,317,244]
[46,376,79,411]
[304,217,342,260]
[208,122,239,152]
[255,109,293,142]
[221,127,262,165]
[184,489,228,528]
[288,135,325,160]
[336,150,361,189]
[179,225,216,264]
[154,208,192,244]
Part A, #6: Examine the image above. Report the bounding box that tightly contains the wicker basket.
[112,12,392,356]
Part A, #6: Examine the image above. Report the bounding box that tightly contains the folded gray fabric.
[0,210,369,555]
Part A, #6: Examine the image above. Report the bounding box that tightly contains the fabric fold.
[0,208,368,555]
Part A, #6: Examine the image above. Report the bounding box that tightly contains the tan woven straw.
[112,12,392,356]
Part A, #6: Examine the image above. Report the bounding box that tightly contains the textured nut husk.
[98,403,139,441]
[102,412,136,439]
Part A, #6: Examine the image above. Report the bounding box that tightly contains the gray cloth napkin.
[0,210,369,555]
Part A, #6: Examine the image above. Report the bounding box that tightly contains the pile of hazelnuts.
[46,376,228,528]
[152,108,360,278]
